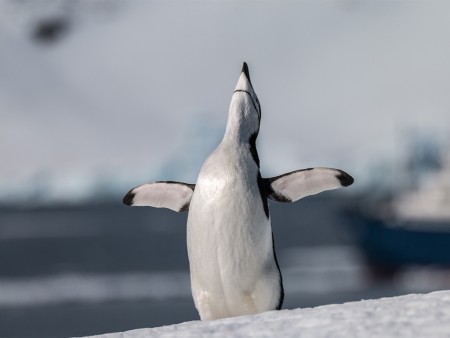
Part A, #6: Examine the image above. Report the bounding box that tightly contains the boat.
[348,210,450,273]
[347,146,450,277]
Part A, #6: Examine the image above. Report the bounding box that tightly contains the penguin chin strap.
[233,89,261,119]
[123,167,353,212]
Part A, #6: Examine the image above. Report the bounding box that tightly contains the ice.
[88,291,450,338]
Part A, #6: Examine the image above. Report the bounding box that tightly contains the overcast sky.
[1,0,450,202]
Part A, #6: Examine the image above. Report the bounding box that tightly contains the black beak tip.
[242,62,250,77]
[241,62,252,84]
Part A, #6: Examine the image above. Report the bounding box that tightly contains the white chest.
[186,144,273,283]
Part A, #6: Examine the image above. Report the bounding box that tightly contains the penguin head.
[224,62,262,142]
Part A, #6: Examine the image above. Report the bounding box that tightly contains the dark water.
[0,195,446,337]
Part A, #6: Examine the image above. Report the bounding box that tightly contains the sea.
[0,194,448,337]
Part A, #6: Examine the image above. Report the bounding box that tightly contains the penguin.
[123,62,354,320]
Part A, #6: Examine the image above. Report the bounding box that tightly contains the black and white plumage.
[123,63,354,320]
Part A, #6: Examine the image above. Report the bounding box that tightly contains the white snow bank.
[89,291,450,338]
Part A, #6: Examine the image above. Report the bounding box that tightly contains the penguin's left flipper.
[265,168,353,203]
[123,181,195,212]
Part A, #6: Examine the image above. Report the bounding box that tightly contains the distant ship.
[348,148,450,277]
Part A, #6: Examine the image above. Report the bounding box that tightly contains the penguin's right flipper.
[265,168,353,203]
[123,181,195,212]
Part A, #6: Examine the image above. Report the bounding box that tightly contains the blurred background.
[1,0,450,336]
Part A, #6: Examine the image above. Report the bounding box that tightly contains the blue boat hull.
[348,211,450,267]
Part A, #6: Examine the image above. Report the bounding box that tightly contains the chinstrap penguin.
[123,63,354,320]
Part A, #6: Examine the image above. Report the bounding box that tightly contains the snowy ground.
[89,291,450,338]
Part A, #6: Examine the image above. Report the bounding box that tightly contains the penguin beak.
[235,62,254,92]
[233,62,261,120]
[241,62,252,86]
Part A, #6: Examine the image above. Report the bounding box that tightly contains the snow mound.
[89,291,450,338]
